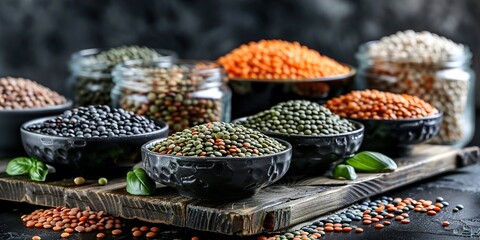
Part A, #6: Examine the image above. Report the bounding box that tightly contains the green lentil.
[238,100,356,136]
[149,122,285,157]
[98,177,108,186]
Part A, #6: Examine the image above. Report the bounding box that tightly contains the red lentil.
[324,226,334,232]
[96,233,106,238]
[401,219,411,224]
[325,89,439,120]
[355,227,364,233]
[32,236,41,240]
[334,227,343,232]
[218,40,349,80]
[146,232,157,238]
[428,210,437,215]
[60,232,70,238]
[384,221,392,225]
[111,229,122,235]
[442,221,450,226]
[375,224,384,229]
[132,230,143,237]
[363,220,372,225]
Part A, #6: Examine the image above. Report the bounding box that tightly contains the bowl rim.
[142,137,292,161]
[20,115,169,141]
[345,111,443,123]
[0,99,73,114]
[232,117,364,139]
[228,64,356,83]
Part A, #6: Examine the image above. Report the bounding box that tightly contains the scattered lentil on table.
[70,45,169,107]
[257,196,461,240]
[149,122,286,157]
[218,39,350,80]
[359,30,470,144]
[112,61,228,134]
[22,206,123,238]
[237,100,356,135]
[25,105,162,138]
[325,89,439,119]
[0,77,67,110]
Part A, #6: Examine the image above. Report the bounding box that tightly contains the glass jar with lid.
[111,60,231,134]
[356,40,475,147]
[67,47,177,107]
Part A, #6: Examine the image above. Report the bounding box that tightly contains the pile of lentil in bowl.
[236,100,356,136]
[0,77,67,110]
[325,89,439,120]
[25,105,162,138]
[149,122,286,157]
[218,39,350,80]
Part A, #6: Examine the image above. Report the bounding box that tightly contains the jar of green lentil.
[355,31,475,147]
[111,60,231,134]
[67,47,177,107]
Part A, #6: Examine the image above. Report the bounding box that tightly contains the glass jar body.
[67,48,176,107]
[356,43,475,146]
[111,61,231,134]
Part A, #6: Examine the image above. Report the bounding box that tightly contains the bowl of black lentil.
[234,100,364,175]
[20,105,169,177]
[142,122,292,201]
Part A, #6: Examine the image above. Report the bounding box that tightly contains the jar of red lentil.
[356,40,475,147]
[111,60,231,134]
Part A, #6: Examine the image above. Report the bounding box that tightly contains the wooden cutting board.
[0,145,478,236]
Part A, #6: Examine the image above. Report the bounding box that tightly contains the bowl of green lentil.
[234,100,364,175]
[142,122,292,201]
[20,105,169,177]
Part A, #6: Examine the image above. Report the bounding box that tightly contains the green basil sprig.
[346,151,397,173]
[6,157,49,181]
[333,164,358,180]
[126,168,156,195]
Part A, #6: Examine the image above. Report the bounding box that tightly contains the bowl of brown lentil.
[0,77,73,157]
[325,90,443,156]
[233,100,364,175]
[142,122,292,201]
[20,105,169,177]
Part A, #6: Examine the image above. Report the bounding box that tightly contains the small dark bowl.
[0,100,73,158]
[142,138,292,201]
[234,118,364,175]
[228,65,356,119]
[350,113,443,157]
[21,117,169,177]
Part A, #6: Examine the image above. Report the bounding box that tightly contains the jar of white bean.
[356,30,475,146]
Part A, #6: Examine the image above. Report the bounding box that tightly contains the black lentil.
[25,105,161,138]
[149,122,285,157]
[237,100,355,136]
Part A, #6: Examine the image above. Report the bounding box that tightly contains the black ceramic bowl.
[20,117,169,177]
[0,101,73,158]
[228,65,356,119]
[234,118,364,175]
[142,138,292,201]
[350,113,443,156]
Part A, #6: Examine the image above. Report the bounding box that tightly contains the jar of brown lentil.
[67,48,176,107]
[111,60,231,134]
[356,41,475,147]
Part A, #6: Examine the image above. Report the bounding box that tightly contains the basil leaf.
[346,151,397,172]
[126,168,156,195]
[333,164,358,180]
[28,160,49,181]
[6,157,34,176]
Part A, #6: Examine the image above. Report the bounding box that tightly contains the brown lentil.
[150,226,160,233]
[140,226,150,232]
[111,229,123,235]
[0,77,67,110]
[325,89,439,120]
[96,233,106,238]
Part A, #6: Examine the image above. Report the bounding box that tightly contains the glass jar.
[356,42,475,147]
[111,60,231,134]
[67,48,176,107]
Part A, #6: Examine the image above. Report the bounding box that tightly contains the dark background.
[0,0,478,144]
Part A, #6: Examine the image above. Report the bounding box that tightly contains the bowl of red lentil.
[218,40,356,119]
[0,77,73,157]
[325,90,443,156]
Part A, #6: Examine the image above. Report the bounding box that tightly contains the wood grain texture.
[0,145,478,236]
